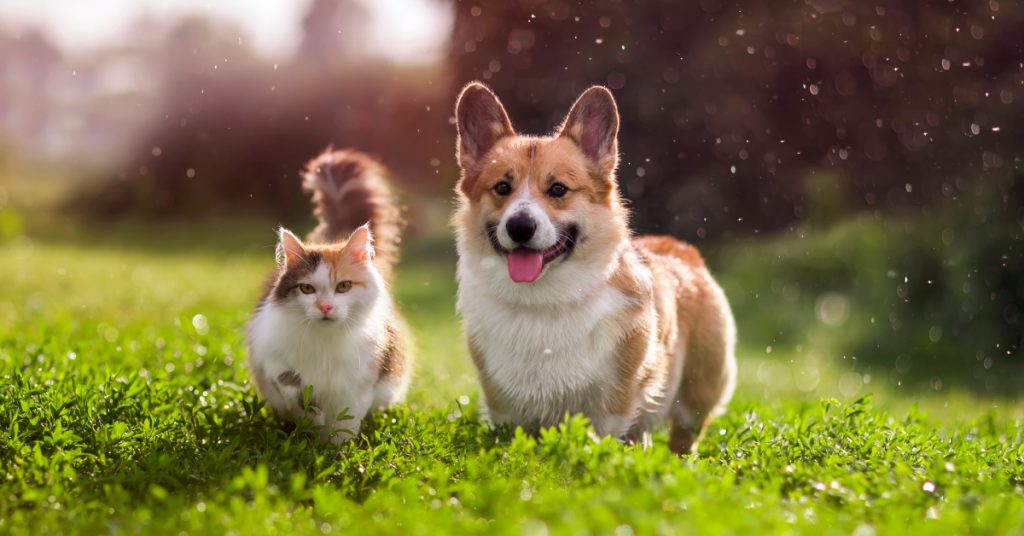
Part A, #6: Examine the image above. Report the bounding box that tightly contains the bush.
[716,173,1024,393]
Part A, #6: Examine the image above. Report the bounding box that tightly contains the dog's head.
[453,82,629,298]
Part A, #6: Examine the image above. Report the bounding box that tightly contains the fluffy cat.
[247,149,410,444]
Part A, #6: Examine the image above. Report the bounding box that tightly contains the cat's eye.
[493,177,513,196]
[335,281,353,293]
[547,182,569,198]
[298,283,315,294]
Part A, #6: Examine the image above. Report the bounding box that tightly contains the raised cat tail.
[301,149,404,283]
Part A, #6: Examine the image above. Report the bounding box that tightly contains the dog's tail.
[302,149,403,283]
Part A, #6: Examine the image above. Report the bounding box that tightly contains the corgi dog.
[452,83,737,453]
[247,149,409,444]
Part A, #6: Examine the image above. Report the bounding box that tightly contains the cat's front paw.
[321,419,362,446]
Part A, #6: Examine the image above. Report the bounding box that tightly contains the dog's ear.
[455,82,515,175]
[558,86,619,178]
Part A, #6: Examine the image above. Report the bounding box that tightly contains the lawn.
[1,216,1023,534]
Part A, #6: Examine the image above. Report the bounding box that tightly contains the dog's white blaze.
[496,194,558,251]
[247,283,396,444]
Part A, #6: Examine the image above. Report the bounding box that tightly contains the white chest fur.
[247,303,382,424]
[457,266,634,434]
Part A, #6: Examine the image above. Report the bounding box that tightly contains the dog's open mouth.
[487,224,579,283]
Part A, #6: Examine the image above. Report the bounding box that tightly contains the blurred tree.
[299,0,371,66]
[77,3,451,222]
[450,0,1024,239]
[722,171,1024,392]
[0,29,63,156]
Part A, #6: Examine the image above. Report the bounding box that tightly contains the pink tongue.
[508,248,544,283]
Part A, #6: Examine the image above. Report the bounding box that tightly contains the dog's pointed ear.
[455,82,515,173]
[558,86,619,178]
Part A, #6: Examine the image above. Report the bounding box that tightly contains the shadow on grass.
[68,386,508,507]
[0,353,505,514]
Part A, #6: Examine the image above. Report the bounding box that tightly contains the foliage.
[2,371,1023,535]
[1,221,1023,534]
[63,11,451,219]
[716,174,1024,393]
[452,0,1023,237]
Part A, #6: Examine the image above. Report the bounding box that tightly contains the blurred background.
[0,0,1021,413]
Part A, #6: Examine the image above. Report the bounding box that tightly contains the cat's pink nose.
[316,301,333,314]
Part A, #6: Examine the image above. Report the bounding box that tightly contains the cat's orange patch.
[300,243,368,286]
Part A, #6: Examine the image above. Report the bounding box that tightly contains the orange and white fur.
[453,83,736,453]
[247,150,409,444]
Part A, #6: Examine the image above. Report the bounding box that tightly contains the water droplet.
[852,524,876,536]
[192,314,210,335]
[816,293,850,326]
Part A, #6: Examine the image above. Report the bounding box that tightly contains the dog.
[452,82,737,453]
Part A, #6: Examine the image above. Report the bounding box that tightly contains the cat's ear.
[276,227,305,268]
[345,224,375,263]
[558,86,619,178]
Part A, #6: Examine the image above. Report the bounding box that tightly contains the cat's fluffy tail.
[302,149,403,283]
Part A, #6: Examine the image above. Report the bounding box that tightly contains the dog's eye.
[493,181,512,196]
[547,182,569,198]
[335,281,352,293]
[298,283,315,294]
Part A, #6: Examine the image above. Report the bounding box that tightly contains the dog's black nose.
[506,212,537,244]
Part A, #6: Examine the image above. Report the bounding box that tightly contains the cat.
[246,149,410,445]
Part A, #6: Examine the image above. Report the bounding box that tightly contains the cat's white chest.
[458,276,631,427]
[248,304,378,418]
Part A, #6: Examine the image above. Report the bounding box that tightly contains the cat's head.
[269,224,383,323]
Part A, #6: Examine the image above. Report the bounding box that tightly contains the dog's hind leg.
[669,275,737,455]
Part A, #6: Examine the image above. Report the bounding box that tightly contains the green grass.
[1,216,1023,534]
